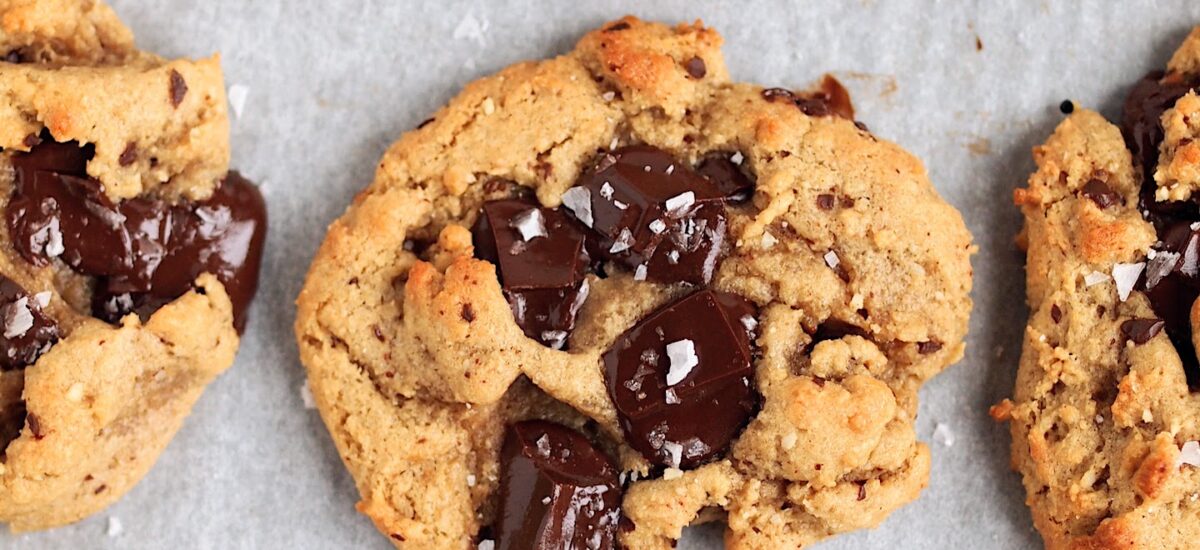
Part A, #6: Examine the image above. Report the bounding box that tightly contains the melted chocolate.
[0,275,59,371]
[472,199,590,349]
[696,152,755,204]
[603,289,757,469]
[1121,71,1200,386]
[6,140,267,332]
[567,146,729,286]
[761,75,855,121]
[494,420,621,550]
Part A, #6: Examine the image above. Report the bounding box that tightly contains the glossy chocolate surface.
[6,140,267,332]
[494,420,621,550]
[0,275,59,371]
[472,198,590,349]
[603,289,757,468]
[569,145,729,286]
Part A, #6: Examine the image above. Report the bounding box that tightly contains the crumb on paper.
[453,13,489,46]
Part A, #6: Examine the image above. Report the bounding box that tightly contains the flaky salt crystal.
[609,228,634,253]
[1083,271,1109,286]
[665,340,698,386]
[3,297,33,339]
[1111,262,1145,301]
[510,209,547,241]
[228,84,249,119]
[664,191,695,214]
[561,187,593,227]
[824,250,840,270]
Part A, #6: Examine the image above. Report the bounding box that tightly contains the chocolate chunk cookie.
[0,0,266,531]
[296,16,972,549]
[998,26,1200,550]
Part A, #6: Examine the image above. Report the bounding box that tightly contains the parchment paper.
[5,1,1200,548]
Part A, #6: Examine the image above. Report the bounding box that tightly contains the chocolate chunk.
[1051,304,1062,324]
[605,21,631,32]
[0,275,59,371]
[26,411,42,439]
[817,194,836,210]
[6,140,267,332]
[1081,178,1121,209]
[21,133,40,148]
[1120,318,1165,345]
[169,69,188,108]
[566,146,729,286]
[1138,221,1200,385]
[684,56,706,79]
[696,152,755,203]
[761,76,854,120]
[494,420,621,550]
[917,340,943,354]
[118,142,137,166]
[604,289,758,469]
[472,199,589,349]
[1122,71,1196,188]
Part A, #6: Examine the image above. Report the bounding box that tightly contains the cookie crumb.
[452,13,489,46]
[481,97,496,115]
[228,84,249,119]
[933,423,955,447]
[66,382,85,402]
[106,516,123,537]
[662,467,683,480]
[300,383,316,409]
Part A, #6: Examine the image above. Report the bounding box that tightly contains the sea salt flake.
[730,151,745,165]
[665,340,698,386]
[609,228,634,254]
[609,136,619,150]
[761,231,778,248]
[602,91,616,102]
[561,187,593,227]
[666,164,675,175]
[649,219,667,234]
[541,330,568,350]
[664,191,695,214]
[600,182,614,200]
[781,433,798,450]
[664,388,680,404]
[466,474,477,487]
[300,383,316,409]
[1083,271,1110,286]
[536,435,551,457]
[1179,441,1200,469]
[477,540,495,550]
[666,250,680,264]
[510,209,547,241]
[227,84,249,119]
[741,315,758,333]
[3,297,33,338]
[824,250,840,269]
[662,441,683,468]
[106,516,123,537]
[933,423,956,447]
[633,264,647,281]
[33,291,50,308]
[1112,262,1145,301]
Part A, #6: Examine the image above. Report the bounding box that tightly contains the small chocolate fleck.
[21,133,41,148]
[1060,100,1074,114]
[857,482,867,501]
[854,121,871,132]
[975,35,983,51]
[461,303,476,323]
[169,69,188,108]
[1081,178,1121,209]
[605,21,631,32]
[416,117,435,129]
[94,484,107,494]
[817,194,836,210]
[1120,318,1164,345]
[918,340,943,354]
[390,533,405,542]
[618,515,636,533]
[27,412,43,439]
[372,325,385,342]
[1051,304,1062,324]
[118,142,137,166]
[3,49,23,64]
[684,56,707,79]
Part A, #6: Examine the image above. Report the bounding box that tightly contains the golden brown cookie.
[296,16,972,549]
[0,0,267,532]
[999,26,1200,550]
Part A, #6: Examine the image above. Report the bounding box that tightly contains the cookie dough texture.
[1003,30,1200,550]
[296,16,973,549]
[0,0,239,532]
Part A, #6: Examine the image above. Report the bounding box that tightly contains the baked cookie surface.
[296,16,972,549]
[999,27,1200,550]
[0,0,267,531]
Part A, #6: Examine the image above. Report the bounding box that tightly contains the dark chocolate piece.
[6,140,267,332]
[0,275,59,371]
[604,289,757,469]
[472,199,590,349]
[169,69,188,108]
[1080,178,1121,209]
[565,146,729,286]
[684,56,706,79]
[1121,318,1165,345]
[494,420,621,550]
[696,152,755,203]
[760,76,855,120]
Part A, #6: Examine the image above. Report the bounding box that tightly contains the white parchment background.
[5,1,1200,548]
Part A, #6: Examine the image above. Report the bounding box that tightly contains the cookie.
[0,0,267,531]
[998,26,1200,550]
[296,16,972,549]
